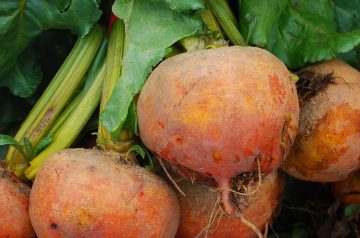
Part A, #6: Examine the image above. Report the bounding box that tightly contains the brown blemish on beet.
[87,165,96,172]
[158,121,165,129]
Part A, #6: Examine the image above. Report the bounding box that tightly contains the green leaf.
[0,134,23,153]
[126,145,146,160]
[0,48,42,98]
[333,0,360,32]
[126,144,154,171]
[143,149,154,172]
[333,0,360,69]
[164,0,205,11]
[101,0,204,139]
[337,46,360,69]
[344,204,360,217]
[122,100,138,135]
[239,0,288,47]
[34,135,54,156]
[239,0,360,69]
[0,0,102,97]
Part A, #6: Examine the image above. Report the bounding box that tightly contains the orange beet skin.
[29,149,180,238]
[282,59,360,182]
[0,168,35,238]
[138,46,299,213]
[175,171,284,238]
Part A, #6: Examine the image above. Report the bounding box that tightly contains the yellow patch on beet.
[179,90,225,128]
[212,151,223,164]
[284,104,360,180]
[75,207,95,226]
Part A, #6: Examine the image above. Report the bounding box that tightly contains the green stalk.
[206,0,246,46]
[6,25,105,177]
[98,19,133,152]
[291,73,299,83]
[25,62,107,180]
[48,38,109,137]
[180,8,228,51]
[47,94,82,136]
[201,8,225,38]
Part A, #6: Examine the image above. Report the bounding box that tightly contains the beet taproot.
[175,171,284,238]
[282,59,360,182]
[137,46,299,213]
[29,149,180,238]
[0,168,35,238]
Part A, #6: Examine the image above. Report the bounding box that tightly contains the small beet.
[0,168,36,238]
[282,59,360,182]
[175,171,284,238]
[29,148,180,238]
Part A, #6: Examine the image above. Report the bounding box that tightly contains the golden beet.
[138,46,299,213]
[29,149,180,238]
[282,59,360,182]
[0,168,35,238]
[175,171,284,238]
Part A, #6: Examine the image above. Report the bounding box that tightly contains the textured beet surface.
[138,46,299,213]
[175,171,284,238]
[0,168,35,238]
[283,59,360,182]
[30,148,180,238]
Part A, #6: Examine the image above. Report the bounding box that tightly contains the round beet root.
[0,168,35,238]
[175,171,284,238]
[137,46,299,213]
[282,59,360,182]
[29,149,180,238]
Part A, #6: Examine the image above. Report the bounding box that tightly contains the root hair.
[158,157,186,196]
[196,158,265,237]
